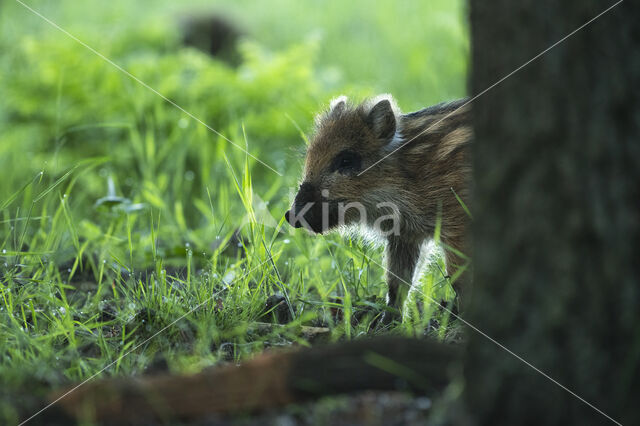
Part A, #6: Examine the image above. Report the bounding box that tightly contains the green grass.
[0,0,467,422]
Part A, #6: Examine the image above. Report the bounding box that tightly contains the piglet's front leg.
[382,236,421,322]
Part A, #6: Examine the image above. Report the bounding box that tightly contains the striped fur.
[291,95,472,316]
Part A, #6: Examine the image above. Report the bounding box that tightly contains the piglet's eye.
[332,150,362,174]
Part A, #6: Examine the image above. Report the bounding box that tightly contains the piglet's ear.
[367,99,396,140]
[329,95,347,116]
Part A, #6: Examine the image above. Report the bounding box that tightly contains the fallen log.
[52,337,458,423]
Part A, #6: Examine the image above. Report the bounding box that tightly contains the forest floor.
[184,392,435,426]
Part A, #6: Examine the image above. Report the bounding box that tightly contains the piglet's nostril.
[285,209,306,228]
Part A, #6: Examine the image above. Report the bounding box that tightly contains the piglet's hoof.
[370,307,401,331]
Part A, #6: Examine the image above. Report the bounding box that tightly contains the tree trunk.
[466,1,640,424]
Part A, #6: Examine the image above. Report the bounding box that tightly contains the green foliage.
[0,0,467,422]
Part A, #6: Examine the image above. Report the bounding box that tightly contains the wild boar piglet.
[285,95,472,319]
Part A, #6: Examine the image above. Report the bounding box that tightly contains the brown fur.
[285,95,472,318]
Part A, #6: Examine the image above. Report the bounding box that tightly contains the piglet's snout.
[285,202,314,228]
[285,182,318,230]
[284,209,304,228]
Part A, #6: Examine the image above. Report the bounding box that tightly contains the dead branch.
[52,337,458,423]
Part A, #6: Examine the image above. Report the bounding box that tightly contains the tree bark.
[466,1,640,424]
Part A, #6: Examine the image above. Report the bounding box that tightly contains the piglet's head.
[285,95,400,233]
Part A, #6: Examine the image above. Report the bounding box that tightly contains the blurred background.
[0,0,467,422]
